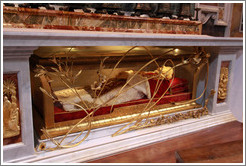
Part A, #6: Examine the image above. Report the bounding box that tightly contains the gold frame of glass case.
[30,46,209,140]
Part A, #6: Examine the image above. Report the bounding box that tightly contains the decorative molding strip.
[219,46,243,54]
[3,46,39,59]
[3,28,243,47]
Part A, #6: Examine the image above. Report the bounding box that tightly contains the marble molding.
[3,28,243,47]
[3,6,202,35]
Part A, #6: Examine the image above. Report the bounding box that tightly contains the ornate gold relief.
[112,107,209,137]
[3,78,20,139]
[113,89,215,137]
[217,66,229,102]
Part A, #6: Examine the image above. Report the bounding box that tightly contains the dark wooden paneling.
[88,121,243,163]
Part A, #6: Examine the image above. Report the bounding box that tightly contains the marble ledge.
[3,28,243,47]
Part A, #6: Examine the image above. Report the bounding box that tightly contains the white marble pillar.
[3,46,38,162]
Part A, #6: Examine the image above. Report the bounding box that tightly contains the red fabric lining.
[54,77,190,122]
[54,92,191,123]
[148,77,188,98]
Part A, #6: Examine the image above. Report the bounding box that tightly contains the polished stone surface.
[3,6,201,35]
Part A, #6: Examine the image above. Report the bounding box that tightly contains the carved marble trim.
[3,46,39,59]
[3,28,243,47]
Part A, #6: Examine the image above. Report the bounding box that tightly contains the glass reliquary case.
[30,46,213,151]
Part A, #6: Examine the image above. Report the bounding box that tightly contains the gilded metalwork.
[3,79,20,139]
[34,46,211,151]
[38,142,46,151]
[112,107,209,137]
[113,89,215,138]
[218,67,229,100]
[113,89,214,137]
[38,102,201,138]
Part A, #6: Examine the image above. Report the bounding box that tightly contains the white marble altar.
[2,28,243,163]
